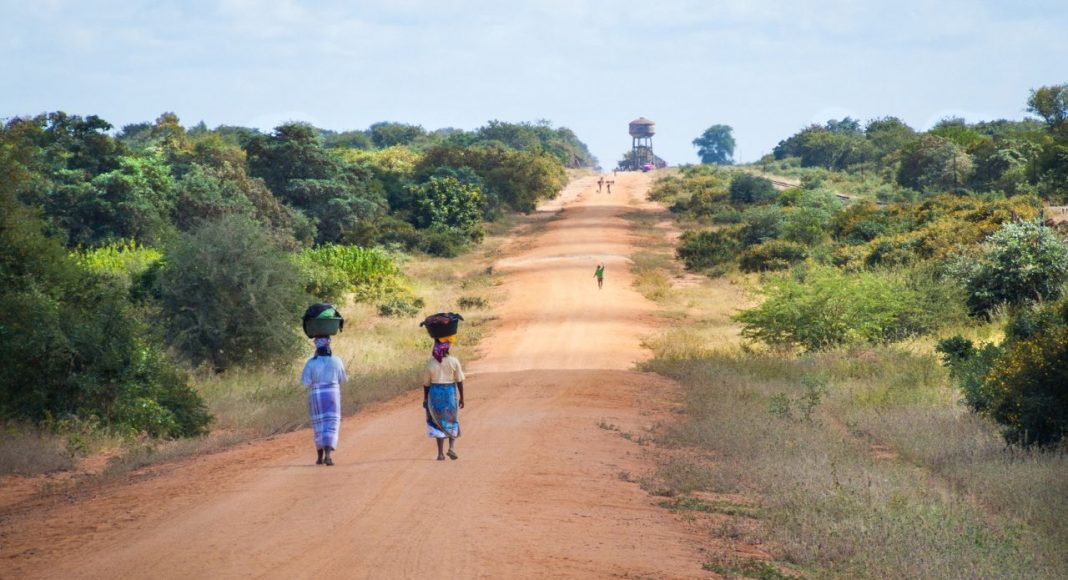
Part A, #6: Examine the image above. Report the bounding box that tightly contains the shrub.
[960,219,1068,316]
[738,206,786,245]
[377,295,426,318]
[938,300,1068,446]
[736,266,937,351]
[729,173,778,205]
[677,229,740,271]
[739,240,808,272]
[158,214,305,370]
[299,244,404,301]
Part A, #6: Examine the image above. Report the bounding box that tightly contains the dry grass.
[0,425,75,476]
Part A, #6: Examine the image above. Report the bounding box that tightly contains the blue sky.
[2,0,1066,165]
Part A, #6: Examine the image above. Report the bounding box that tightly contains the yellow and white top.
[423,356,465,386]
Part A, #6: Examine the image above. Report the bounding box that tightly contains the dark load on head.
[303,303,344,338]
[420,312,463,339]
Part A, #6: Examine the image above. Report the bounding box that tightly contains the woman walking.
[301,337,348,466]
[423,336,465,461]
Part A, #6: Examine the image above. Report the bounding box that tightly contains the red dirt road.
[0,173,711,578]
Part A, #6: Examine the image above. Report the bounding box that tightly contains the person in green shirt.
[594,263,605,289]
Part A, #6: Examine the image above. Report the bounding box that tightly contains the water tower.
[628,117,655,170]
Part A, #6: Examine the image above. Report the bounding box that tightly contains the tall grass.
[644,346,1067,578]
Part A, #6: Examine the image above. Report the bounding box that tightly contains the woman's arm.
[457,381,465,409]
[423,385,429,408]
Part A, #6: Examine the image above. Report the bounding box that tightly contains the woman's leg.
[317,448,324,465]
[323,446,334,465]
[446,437,458,459]
[436,437,446,460]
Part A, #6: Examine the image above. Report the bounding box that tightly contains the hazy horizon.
[3,0,1066,167]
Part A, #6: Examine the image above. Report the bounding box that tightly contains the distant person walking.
[594,263,605,289]
[301,337,348,466]
[424,336,465,460]
[597,176,604,192]
[606,181,613,194]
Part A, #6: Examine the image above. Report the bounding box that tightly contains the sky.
[2,0,1066,166]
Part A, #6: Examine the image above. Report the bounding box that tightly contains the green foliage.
[729,173,777,204]
[738,205,786,245]
[369,122,427,148]
[0,154,208,437]
[417,143,566,213]
[738,240,808,272]
[736,266,941,351]
[299,244,406,302]
[158,215,305,370]
[939,299,1068,446]
[956,219,1068,317]
[472,119,598,169]
[72,239,162,281]
[411,174,485,246]
[692,124,735,165]
[677,229,740,272]
[897,136,974,192]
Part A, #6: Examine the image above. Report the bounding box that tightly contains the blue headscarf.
[314,337,332,358]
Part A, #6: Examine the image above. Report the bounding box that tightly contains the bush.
[738,240,808,272]
[938,300,1068,446]
[677,229,740,271]
[158,214,305,370]
[299,244,404,301]
[738,206,786,245]
[377,295,425,318]
[960,219,1068,316]
[729,173,778,205]
[736,266,938,351]
[0,181,209,437]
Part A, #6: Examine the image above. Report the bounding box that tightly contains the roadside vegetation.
[632,84,1068,577]
[0,112,590,480]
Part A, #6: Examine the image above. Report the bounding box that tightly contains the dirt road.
[1,173,710,578]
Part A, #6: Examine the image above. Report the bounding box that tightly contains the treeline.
[0,112,593,437]
[768,84,1068,202]
[658,84,1068,446]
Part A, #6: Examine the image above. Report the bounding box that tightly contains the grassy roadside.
[625,189,1068,578]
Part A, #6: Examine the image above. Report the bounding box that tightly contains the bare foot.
[436,455,445,461]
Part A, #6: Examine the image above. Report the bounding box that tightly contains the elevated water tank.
[629,117,655,138]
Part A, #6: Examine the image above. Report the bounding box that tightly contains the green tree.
[692,124,735,165]
[1027,84,1068,135]
[412,175,484,245]
[896,136,974,192]
[959,219,1068,316]
[369,122,427,148]
[158,214,305,370]
[729,173,777,204]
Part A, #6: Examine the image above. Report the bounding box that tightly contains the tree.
[411,174,484,244]
[158,215,305,371]
[1027,84,1068,135]
[960,219,1068,317]
[369,122,427,148]
[896,136,974,192]
[692,125,735,165]
[729,173,777,204]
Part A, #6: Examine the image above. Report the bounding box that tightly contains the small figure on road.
[597,176,604,192]
[606,181,613,194]
[423,335,465,460]
[594,263,605,289]
[301,337,348,466]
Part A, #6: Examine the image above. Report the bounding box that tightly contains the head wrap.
[432,339,451,363]
[314,336,332,357]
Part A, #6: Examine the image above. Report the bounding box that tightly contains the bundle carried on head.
[303,303,345,338]
[420,312,463,341]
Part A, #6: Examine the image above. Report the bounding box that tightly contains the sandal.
[446,449,458,460]
[324,457,334,466]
